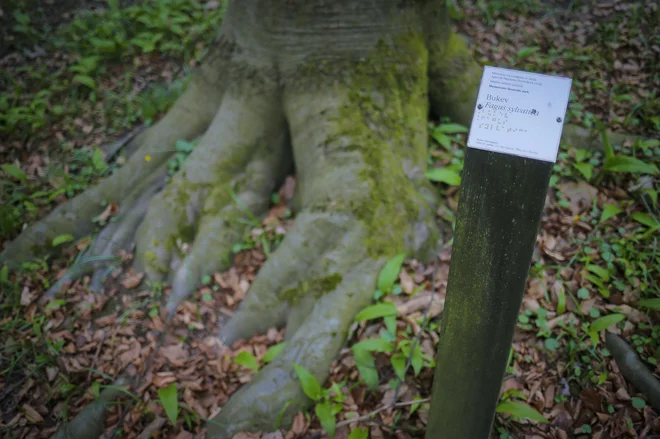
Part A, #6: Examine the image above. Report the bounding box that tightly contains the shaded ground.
[1,1,658,438]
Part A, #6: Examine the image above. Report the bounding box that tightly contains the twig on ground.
[336,398,431,428]
[86,328,109,386]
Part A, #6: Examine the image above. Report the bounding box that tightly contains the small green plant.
[377,253,406,294]
[232,343,287,374]
[157,382,179,426]
[227,186,286,258]
[475,0,547,25]
[390,338,429,381]
[11,9,42,41]
[350,254,436,389]
[52,234,75,247]
[354,302,397,323]
[167,139,199,175]
[347,427,369,439]
[495,400,548,424]
[425,121,466,187]
[426,167,462,186]
[572,148,594,181]
[138,76,190,125]
[233,351,259,373]
[293,364,346,437]
[631,397,646,410]
[263,342,286,364]
[595,119,659,177]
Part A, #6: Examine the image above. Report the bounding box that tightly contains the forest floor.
[0,1,658,438]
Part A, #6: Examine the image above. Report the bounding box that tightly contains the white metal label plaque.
[467,66,572,162]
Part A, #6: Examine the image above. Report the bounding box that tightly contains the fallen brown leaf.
[121,271,144,289]
[20,287,37,306]
[97,202,119,223]
[22,404,44,422]
[152,372,177,388]
[557,182,598,216]
[160,343,189,367]
[118,341,141,368]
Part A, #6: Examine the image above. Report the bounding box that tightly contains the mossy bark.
[419,1,482,126]
[208,9,443,435]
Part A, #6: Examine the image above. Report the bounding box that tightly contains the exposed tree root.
[51,375,131,439]
[133,87,291,290]
[205,35,441,434]
[606,333,660,412]
[102,125,146,162]
[27,20,440,436]
[423,6,483,128]
[209,258,383,438]
[218,210,357,343]
[44,163,170,298]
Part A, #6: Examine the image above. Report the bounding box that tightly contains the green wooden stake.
[425,67,570,439]
[426,66,571,439]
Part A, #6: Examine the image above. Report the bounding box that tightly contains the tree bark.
[20,2,449,438]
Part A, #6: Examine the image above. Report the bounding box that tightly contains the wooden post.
[425,67,571,439]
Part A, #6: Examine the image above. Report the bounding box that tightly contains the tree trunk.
[0,2,464,437]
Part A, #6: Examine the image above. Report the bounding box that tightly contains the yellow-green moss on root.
[427,32,482,126]
[144,249,168,274]
[279,273,343,306]
[339,32,434,259]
